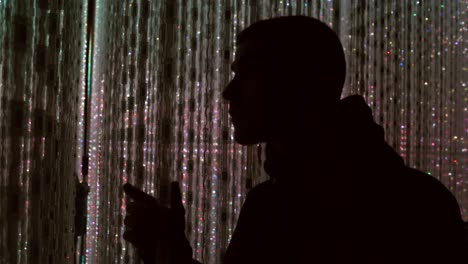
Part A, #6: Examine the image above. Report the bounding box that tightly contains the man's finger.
[123,183,158,205]
[126,202,137,214]
[170,182,186,232]
[123,229,136,243]
[170,181,184,214]
[124,214,137,227]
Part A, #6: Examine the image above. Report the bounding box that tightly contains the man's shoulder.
[402,167,462,216]
[246,179,275,198]
[404,167,455,197]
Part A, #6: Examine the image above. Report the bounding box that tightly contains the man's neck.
[263,123,338,180]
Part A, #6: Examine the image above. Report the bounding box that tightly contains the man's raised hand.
[123,182,193,264]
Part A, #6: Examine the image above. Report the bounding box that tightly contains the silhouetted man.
[123,16,468,263]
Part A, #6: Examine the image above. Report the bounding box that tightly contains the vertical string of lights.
[78,0,94,263]
[84,0,101,262]
[75,0,91,261]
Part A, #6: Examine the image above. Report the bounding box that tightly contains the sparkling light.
[0,1,466,263]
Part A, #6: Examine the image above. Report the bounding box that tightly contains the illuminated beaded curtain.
[87,1,340,263]
[88,0,466,263]
[0,0,88,263]
[340,0,466,217]
[1,1,466,264]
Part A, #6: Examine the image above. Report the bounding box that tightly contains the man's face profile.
[222,41,275,146]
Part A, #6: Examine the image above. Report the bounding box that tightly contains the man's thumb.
[170,181,186,233]
[170,181,184,215]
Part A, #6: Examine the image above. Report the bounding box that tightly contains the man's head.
[222,16,346,145]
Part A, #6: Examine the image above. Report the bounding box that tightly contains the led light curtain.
[0,0,466,264]
[87,1,339,263]
[0,0,88,263]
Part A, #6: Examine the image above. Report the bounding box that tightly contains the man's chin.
[234,131,262,146]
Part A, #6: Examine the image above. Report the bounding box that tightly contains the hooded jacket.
[223,95,467,264]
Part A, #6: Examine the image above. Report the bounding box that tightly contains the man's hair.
[236,16,346,102]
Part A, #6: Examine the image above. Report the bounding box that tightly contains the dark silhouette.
[123,16,468,263]
[75,173,89,239]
